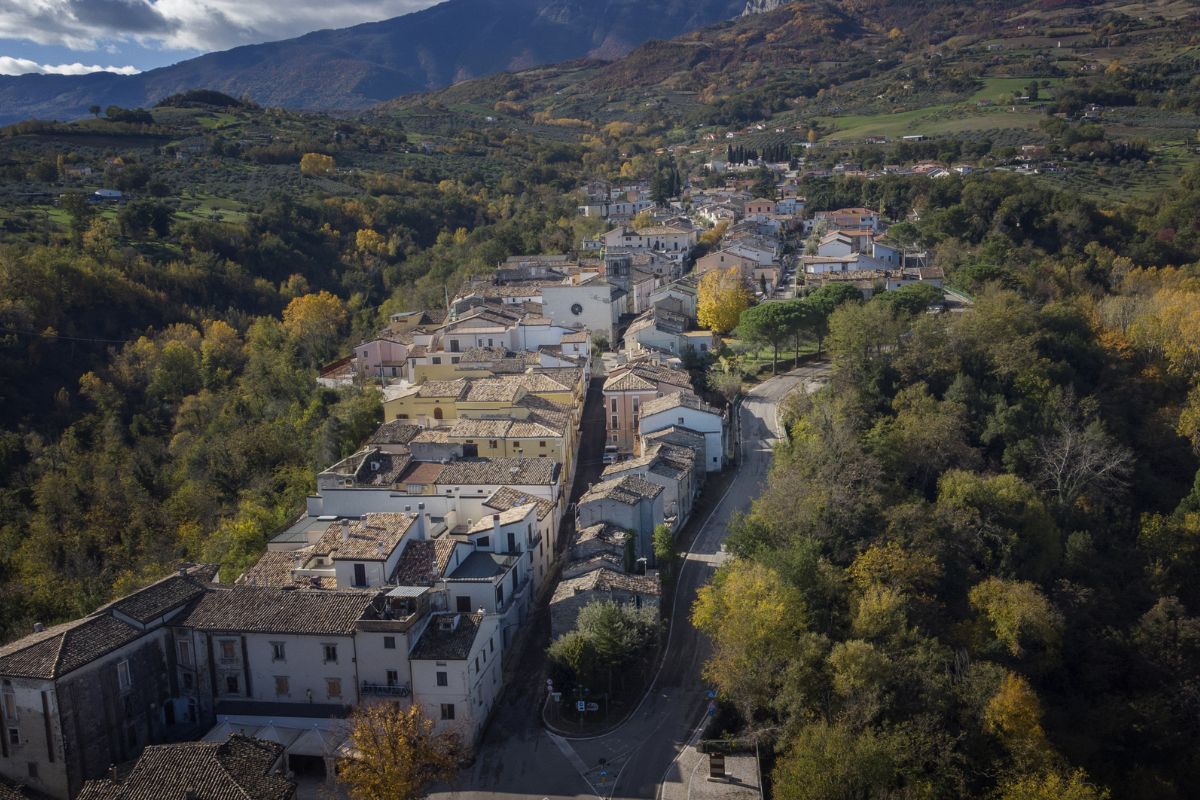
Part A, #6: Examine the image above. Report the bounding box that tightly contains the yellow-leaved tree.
[997,768,1111,800]
[692,559,823,720]
[338,703,460,800]
[282,290,348,363]
[698,267,751,334]
[299,152,335,177]
[984,671,1054,770]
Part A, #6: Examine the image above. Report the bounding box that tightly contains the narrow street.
[429,363,830,800]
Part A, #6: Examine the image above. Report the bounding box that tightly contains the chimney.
[178,565,188,578]
[33,622,44,633]
[341,519,351,542]
[492,513,501,538]
[417,502,427,539]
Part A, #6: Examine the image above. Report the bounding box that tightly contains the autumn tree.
[984,671,1054,769]
[969,578,1063,662]
[698,267,751,335]
[282,290,348,364]
[299,152,335,177]
[338,703,460,800]
[997,769,1110,800]
[693,559,824,720]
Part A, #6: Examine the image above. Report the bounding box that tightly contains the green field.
[814,77,1061,141]
[816,105,1045,141]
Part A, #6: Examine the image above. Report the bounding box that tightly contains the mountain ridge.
[0,0,750,125]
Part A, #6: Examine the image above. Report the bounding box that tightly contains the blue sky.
[0,0,440,75]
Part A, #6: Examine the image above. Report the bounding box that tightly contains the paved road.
[431,363,830,800]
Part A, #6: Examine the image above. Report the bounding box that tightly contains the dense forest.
[695,169,1200,799]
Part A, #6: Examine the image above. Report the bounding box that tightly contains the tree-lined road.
[431,363,830,800]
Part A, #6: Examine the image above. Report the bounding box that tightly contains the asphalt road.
[430,363,830,800]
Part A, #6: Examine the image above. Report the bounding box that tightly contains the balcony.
[361,681,411,698]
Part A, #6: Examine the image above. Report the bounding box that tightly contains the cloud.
[0,56,141,75]
[0,0,441,54]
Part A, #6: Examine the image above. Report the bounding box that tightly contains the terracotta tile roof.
[392,538,457,586]
[307,514,416,561]
[551,568,661,605]
[464,379,526,404]
[562,552,625,580]
[604,371,656,392]
[0,614,141,680]
[354,451,412,487]
[416,380,469,399]
[448,418,513,439]
[410,613,484,661]
[603,362,693,393]
[236,550,314,589]
[573,523,628,549]
[484,487,555,520]
[104,565,218,625]
[411,429,452,444]
[503,373,572,394]
[560,331,589,343]
[643,426,706,450]
[369,421,423,447]
[640,391,719,419]
[77,734,294,800]
[437,458,560,486]
[467,503,538,534]
[581,475,663,506]
[179,587,377,636]
[396,461,445,486]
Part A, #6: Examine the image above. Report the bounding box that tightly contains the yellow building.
[382,379,469,424]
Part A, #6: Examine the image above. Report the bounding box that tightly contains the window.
[436,671,448,687]
[632,398,640,413]
[7,728,17,746]
[270,642,286,662]
[610,398,617,413]
[386,670,399,688]
[177,639,191,666]
[27,762,36,779]
[475,656,479,673]
[431,357,442,365]
[539,440,546,448]
[117,660,131,693]
[224,675,239,695]
[326,679,342,700]
[678,416,685,425]
[440,703,455,721]
[449,340,460,353]
[476,536,490,548]
[488,440,498,449]
[507,532,516,553]
[611,415,619,429]
[274,676,290,697]
[495,585,505,607]
[383,636,396,650]
[182,673,194,691]
[2,681,15,721]
[456,596,471,613]
[323,644,338,664]
[219,640,237,662]
[353,563,367,587]
[451,357,460,364]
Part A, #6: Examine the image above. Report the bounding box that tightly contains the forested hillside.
[0,97,599,641]
[695,169,1200,798]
